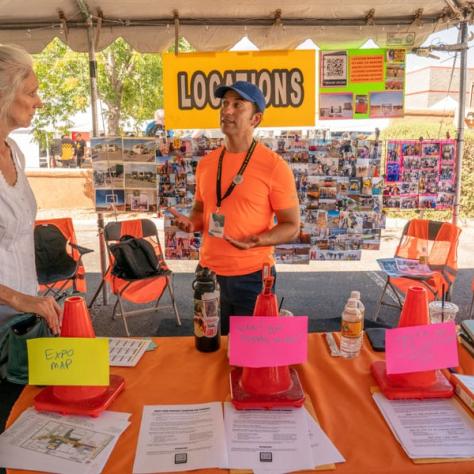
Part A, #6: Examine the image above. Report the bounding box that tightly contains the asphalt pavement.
[59,210,474,337]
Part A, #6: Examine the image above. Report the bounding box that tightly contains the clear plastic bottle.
[340,298,363,358]
[349,290,365,319]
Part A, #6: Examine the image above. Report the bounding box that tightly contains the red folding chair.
[374,219,461,320]
[89,219,181,336]
[35,217,92,299]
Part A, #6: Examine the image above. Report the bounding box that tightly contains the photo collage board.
[91,133,384,262]
[265,132,385,263]
[383,139,456,210]
[91,137,160,213]
[319,48,406,120]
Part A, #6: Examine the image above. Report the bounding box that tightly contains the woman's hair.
[0,44,33,122]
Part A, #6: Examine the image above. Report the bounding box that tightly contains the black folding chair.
[34,223,93,300]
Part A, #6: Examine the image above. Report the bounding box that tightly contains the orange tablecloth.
[6,334,474,474]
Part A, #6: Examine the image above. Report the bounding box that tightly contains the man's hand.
[167,202,204,233]
[224,234,263,250]
[167,207,195,233]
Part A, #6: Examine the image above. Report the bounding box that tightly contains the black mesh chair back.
[34,224,77,285]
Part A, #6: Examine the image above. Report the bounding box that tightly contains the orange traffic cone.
[398,286,430,327]
[53,296,107,401]
[371,286,453,399]
[60,295,95,337]
[34,296,125,416]
[231,265,304,409]
[240,274,292,394]
[388,286,435,387]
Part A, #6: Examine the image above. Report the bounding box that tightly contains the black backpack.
[110,235,165,280]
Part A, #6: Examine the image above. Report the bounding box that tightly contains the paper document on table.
[224,402,315,472]
[107,337,150,366]
[373,392,474,459]
[305,407,345,467]
[132,402,228,473]
[0,408,130,474]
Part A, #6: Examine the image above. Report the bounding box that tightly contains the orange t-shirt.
[195,142,298,276]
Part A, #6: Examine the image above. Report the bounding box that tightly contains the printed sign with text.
[229,316,308,367]
[27,337,109,386]
[163,50,315,129]
[385,322,458,374]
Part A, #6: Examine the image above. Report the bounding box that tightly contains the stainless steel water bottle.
[193,267,220,352]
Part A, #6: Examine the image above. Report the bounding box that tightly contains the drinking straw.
[278,297,285,312]
[441,284,445,323]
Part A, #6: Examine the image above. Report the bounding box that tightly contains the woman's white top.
[0,137,38,322]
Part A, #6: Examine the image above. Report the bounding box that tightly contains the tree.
[32,38,89,148]
[96,38,164,135]
[32,37,193,141]
[97,37,192,135]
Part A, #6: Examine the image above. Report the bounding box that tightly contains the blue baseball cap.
[214,81,266,112]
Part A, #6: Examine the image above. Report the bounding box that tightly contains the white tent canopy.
[0,1,470,53]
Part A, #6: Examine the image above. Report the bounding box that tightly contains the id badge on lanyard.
[210,139,256,239]
[209,211,225,238]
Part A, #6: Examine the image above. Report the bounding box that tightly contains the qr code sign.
[259,451,273,462]
[325,57,344,78]
[174,452,188,464]
[322,51,347,86]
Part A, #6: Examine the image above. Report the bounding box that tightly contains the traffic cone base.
[34,375,125,417]
[371,361,453,399]
[372,285,453,399]
[230,367,305,410]
[34,296,125,416]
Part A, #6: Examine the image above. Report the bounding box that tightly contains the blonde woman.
[0,44,61,337]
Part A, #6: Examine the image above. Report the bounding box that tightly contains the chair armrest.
[70,243,94,256]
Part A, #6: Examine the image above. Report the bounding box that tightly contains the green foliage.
[96,38,164,134]
[32,38,89,149]
[30,36,195,141]
[380,121,474,218]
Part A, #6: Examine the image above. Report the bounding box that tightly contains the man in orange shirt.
[172,81,300,334]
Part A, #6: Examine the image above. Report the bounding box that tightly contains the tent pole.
[86,21,109,305]
[453,19,468,226]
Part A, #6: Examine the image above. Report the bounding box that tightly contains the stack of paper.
[107,337,150,367]
[132,402,344,473]
[373,392,474,459]
[0,408,131,473]
[224,403,345,472]
[133,402,228,473]
[452,373,474,413]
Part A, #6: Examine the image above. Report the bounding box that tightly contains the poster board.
[163,50,316,129]
[319,48,405,120]
[383,139,456,210]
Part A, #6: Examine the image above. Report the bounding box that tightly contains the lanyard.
[216,139,256,210]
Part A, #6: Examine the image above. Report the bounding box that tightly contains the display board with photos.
[383,139,456,210]
[267,132,385,262]
[319,48,406,120]
[91,137,159,213]
[91,132,384,262]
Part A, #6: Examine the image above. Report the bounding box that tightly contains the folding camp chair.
[34,218,93,300]
[374,219,461,320]
[89,218,181,336]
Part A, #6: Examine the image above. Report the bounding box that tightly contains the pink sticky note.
[229,316,308,367]
[385,322,459,375]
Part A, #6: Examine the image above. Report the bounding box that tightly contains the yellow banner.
[163,50,315,129]
[27,338,109,386]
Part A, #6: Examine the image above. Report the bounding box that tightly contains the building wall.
[27,169,94,210]
[405,66,474,110]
